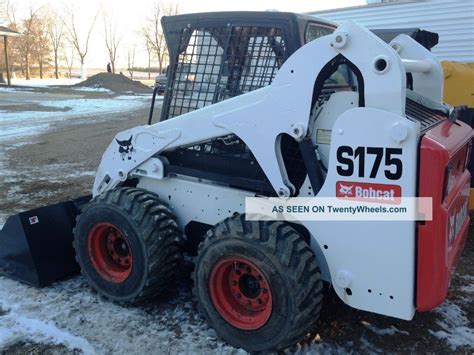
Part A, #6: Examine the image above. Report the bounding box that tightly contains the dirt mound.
[75,73,152,94]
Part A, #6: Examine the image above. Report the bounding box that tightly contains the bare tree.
[127,46,135,79]
[4,1,21,76]
[145,36,153,79]
[63,43,74,78]
[20,6,41,79]
[31,12,50,79]
[144,2,178,73]
[64,3,97,79]
[142,27,154,79]
[5,0,17,25]
[4,2,51,80]
[46,10,64,79]
[0,0,6,23]
[102,9,121,73]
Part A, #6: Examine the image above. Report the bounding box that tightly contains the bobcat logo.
[339,183,353,196]
[116,136,134,161]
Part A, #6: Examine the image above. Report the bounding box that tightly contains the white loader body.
[92,21,446,320]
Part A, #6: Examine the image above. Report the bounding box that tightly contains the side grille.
[406,98,446,133]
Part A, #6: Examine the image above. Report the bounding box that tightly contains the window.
[305,23,334,44]
[304,23,351,87]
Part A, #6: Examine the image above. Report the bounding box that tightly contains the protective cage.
[159,12,317,121]
[167,24,287,119]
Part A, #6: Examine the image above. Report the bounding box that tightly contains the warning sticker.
[316,129,332,145]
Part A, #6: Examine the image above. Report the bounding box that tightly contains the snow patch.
[429,300,474,350]
[460,284,474,293]
[10,78,82,87]
[293,342,353,354]
[0,86,34,93]
[361,321,410,336]
[35,95,150,115]
[460,275,474,294]
[0,276,242,354]
[73,86,112,93]
[0,95,152,142]
[0,313,95,354]
[359,336,381,353]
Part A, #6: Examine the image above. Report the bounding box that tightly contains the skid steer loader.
[1,12,472,352]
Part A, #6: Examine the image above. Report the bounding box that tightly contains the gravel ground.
[0,86,473,354]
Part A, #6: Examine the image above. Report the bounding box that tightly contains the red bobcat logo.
[338,183,353,196]
[336,181,401,204]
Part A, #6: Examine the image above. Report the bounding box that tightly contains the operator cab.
[147,12,360,196]
[148,11,445,199]
[149,12,341,123]
[149,12,437,124]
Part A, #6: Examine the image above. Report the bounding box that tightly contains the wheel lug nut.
[257,298,262,304]
[262,288,267,293]
[257,275,263,281]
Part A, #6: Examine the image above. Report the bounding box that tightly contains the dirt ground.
[0,86,473,354]
[0,102,149,216]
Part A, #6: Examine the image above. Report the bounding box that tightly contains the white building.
[309,0,474,63]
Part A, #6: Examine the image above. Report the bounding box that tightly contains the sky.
[2,0,366,69]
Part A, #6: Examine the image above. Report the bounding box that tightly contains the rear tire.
[193,214,323,352]
[74,187,182,303]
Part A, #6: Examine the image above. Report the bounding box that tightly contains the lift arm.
[92,21,436,197]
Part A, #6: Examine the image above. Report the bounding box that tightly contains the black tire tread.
[73,187,183,303]
[193,213,323,352]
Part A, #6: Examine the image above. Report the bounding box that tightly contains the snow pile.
[75,73,152,94]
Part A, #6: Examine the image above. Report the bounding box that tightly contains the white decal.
[339,184,353,196]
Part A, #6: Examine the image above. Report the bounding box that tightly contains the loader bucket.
[0,196,91,287]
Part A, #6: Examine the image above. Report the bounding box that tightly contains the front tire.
[74,187,183,303]
[193,214,323,352]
